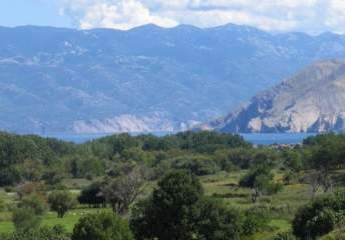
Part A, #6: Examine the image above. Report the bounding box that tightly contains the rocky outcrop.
[206,60,345,133]
[72,113,200,133]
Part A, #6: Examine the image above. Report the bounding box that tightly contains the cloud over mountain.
[58,0,345,34]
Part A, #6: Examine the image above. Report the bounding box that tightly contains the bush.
[1,225,68,240]
[292,192,345,239]
[12,194,47,232]
[272,231,297,240]
[71,212,134,240]
[12,207,41,231]
[18,194,47,215]
[242,206,270,235]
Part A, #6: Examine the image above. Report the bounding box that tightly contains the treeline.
[0,131,251,186]
[2,131,345,189]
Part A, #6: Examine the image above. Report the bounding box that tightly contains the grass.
[0,170,334,238]
[0,208,112,234]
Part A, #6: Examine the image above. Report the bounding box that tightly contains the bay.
[42,132,317,145]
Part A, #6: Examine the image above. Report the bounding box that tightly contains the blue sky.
[1,0,345,34]
[0,0,72,28]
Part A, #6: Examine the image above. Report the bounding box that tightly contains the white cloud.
[59,0,177,30]
[58,0,345,34]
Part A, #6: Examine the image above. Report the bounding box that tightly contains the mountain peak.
[206,59,345,133]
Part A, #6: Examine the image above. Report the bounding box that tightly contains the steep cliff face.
[206,60,345,133]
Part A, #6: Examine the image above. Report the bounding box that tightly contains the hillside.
[2,25,345,133]
[203,60,345,133]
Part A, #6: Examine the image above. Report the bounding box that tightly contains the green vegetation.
[72,212,134,240]
[0,131,345,239]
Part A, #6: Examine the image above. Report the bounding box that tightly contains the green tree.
[48,190,76,218]
[78,182,105,208]
[194,198,243,240]
[130,171,203,240]
[103,167,145,214]
[239,164,282,202]
[292,191,345,239]
[71,212,134,240]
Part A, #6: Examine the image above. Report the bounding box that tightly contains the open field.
[0,170,332,239]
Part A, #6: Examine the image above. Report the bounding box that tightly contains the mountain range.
[2,24,345,133]
[202,60,345,133]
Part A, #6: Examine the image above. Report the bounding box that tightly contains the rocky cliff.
[204,60,345,133]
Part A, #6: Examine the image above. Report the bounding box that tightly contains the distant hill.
[202,60,345,133]
[2,24,345,133]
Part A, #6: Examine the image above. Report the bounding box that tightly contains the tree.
[102,167,145,214]
[42,167,64,186]
[239,164,282,203]
[130,171,203,240]
[130,171,246,240]
[78,182,105,208]
[170,155,220,176]
[48,190,76,218]
[71,212,134,240]
[292,191,345,239]
[194,198,243,240]
[0,167,21,187]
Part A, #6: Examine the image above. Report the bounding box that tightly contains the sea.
[41,132,317,145]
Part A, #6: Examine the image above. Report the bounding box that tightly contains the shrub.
[1,225,68,240]
[71,212,134,240]
[12,194,47,232]
[273,231,297,240]
[18,194,47,215]
[292,192,345,239]
[12,207,41,231]
[242,206,270,235]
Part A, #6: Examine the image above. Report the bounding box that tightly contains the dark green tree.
[130,171,203,240]
[78,182,105,207]
[194,198,243,240]
[292,191,345,239]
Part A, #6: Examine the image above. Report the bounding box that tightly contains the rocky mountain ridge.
[2,25,345,133]
[202,60,345,133]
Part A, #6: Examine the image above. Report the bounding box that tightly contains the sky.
[1,0,345,34]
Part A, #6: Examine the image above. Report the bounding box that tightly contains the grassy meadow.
[0,170,332,239]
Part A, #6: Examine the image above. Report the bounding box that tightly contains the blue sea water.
[43,132,316,145]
